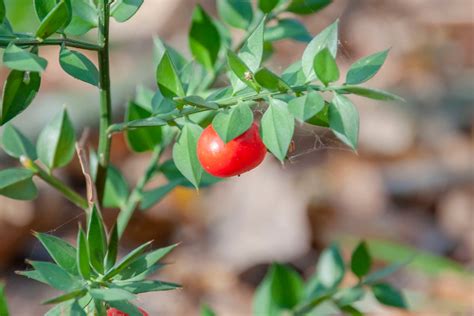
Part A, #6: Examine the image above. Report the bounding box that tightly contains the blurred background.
[0,0,473,315]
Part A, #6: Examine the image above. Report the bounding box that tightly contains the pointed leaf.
[125,102,163,153]
[287,0,332,15]
[34,0,57,21]
[189,5,221,71]
[351,241,372,278]
[64,0,98,36]
[335,286,365,307]
[288,91,324,122]
[227,50,260,92]
[172,122,203,188]
[0,0,5,23]
[212,102,253,143]
[35,232,77,275]
[346,49,389,85]
[28,261,81,291]
[108,301,142,316]
[3,44,48,72]
[87,206,107,274]
[103,165,129,208]
[0,168,37,200]
[261,99,295,161]
[371,283,407,309]
[315,243,345,289]
[36,0,71,39]
[43,289,87,305]
[1,70,41,125]
[105,225,119,271]
[140,179,182,210]
[0,283,9,316]
[239,18,265,71]
[156,51,185,98]
[265,19,312,42]
[302,20,338,81]
[111,0,143,22]
[364,258,412,285]
[314,47,339,86]
[118,280,181,294]
[37,108,76,169]
[217,0,253,30]
[1,124,37,159]
[200,304,216,316]
[181,96,219,110]
[89,288,135,302]
[329,93,359,150]
[103,241,152,279]
[77,228,91,280]
[337,86,405,102]
[282,61,306,86]
[254,68,291,92]
[258,0,279,13]
[59,47,99,86]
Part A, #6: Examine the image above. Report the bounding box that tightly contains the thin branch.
[0,38,102,51]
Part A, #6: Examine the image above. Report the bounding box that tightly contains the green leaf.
[156,51,185,98]
[90,288,135,302]
[254,68,291,92]
[337,85,405,102]
[76,228,91,280]
[104,241,152,279]
[37,108,76,170]
[181,96,219,110]
[0,283,9,316]
[346,49,389,85]
[140,179,182,210]
[1,124,37,159]
[0,0,5,23]
[3,44,48,72]
[153,37,188,72]
[258,0,279,13]
[35,0,71,39]
[159,160,221,189]
[1,70,41,125]
[217,0,253,30]
[212,102,254,143]
[64,0,98,36]
[227,50,260,92]
[43,289,87,305]
[302,19,338,81]
[200,304,216,316]
[239,18,265,71]
[253,264,304,315]
[87,206,107,274]
[314,47,339,86]
[351,241,372,278]
[189,5,221,71]
[115,243,178,280]
[35,232,77,275]
[340,305,364,316]
[282,61,306,86]
[28,261,81,291]
[125,102,162,152]
[371,283,407,309]
[0,168,38,200]
[261,99,295,161]
[34,0,57,21]
[288,91,324,122]
[335,286,365,307]
[110,0,143,22]
[287,0,332,15]
[364,259,411,285]
[314,243,345,289]
[59,47,99,86]
[172,122,203,188]
[306,101,329,127]
[105,224,119,271]
[265,19,312,42]
[103,165,129,208]
[117,280,180,294]
[329,93,359,150]
[108,301,142,316]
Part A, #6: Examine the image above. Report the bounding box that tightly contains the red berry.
[107,307,148,316]
[197,123,267,177]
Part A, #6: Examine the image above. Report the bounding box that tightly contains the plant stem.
[116,146,163,237]
[95,0,113,205]
[22,159,89,210]
[0,38,102,51]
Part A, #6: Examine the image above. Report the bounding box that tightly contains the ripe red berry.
[107,307,148,316]
[197,123,267,177]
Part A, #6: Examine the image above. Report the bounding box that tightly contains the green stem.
[23,160,89,210]
[116,146,163,237]
[95,0,112,205]
[0,38,102,51]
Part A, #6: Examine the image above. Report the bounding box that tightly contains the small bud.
[244,71,253,81]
